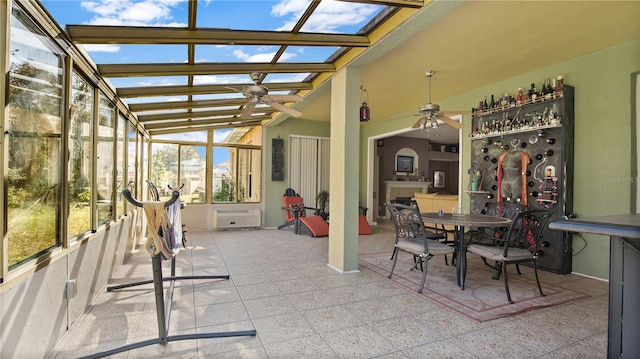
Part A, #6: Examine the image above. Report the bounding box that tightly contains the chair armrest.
[282,205,303,219]
[359,206,368,216]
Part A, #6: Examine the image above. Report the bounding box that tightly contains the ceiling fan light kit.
[412,70,465,130]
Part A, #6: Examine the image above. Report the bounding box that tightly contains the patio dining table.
[421,212,512,290]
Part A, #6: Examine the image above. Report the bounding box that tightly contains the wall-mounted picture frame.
[433,170,446,188]
[396,155,414,173]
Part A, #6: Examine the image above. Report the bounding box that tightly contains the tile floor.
[47,221,610,358]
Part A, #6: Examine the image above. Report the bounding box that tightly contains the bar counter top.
[549,213,640,240]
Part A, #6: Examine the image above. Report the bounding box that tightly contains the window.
[96,93,115,225]
[237,148,261,203]
[115,114,126,218]
[69,71,93,239]
[180,145,206,203]
[127,122,137,201]
[211,127,262,203]
[151,143,178,200]
[141,136,149,201]
[212,146,235,203]
[7,4,65,267]
[211,146,262,203]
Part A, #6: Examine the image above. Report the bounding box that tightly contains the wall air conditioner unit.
[212,210,261,229]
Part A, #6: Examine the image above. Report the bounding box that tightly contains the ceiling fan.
[412,70,465,130]
[233,73,304,119]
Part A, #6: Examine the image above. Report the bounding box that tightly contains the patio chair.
[465,201,526,271]
[387,202,455,293]
[466,209,554,303]
[388,200,447,262]
[277,188,329,237]
[467,202,526,244]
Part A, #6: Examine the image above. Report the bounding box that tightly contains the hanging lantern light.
[359,85,370,122]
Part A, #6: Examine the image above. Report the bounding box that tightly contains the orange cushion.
[299,215,329,237]
[358,214,372,235]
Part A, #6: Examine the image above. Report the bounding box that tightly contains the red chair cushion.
[358,214,372,235]
[299,216,329,237]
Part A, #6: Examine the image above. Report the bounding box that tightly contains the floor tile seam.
[541,304,609,325]
[399,338,477,358]
[53,337,131,355]
[530,330,608,358]
[314,322,405,356]
[56,313,145,348]
[260,333,342,359]
[367,319,448,349]
[504,311,603,342]
[447,328,536,356]
[278,289,346,314]
[480,321,584,353]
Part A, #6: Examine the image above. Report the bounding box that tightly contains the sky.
[39,0,384,165]
[41,0,382,91]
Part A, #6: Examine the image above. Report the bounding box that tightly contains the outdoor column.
[327,67,361,273]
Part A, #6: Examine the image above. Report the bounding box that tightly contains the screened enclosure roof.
[39,0,640,141]
[41,0,425,136]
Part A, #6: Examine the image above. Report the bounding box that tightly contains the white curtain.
[289,135,330,207]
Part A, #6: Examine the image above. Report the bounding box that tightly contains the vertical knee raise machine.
[80,189,256,359]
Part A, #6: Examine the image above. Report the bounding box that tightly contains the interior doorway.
[366,115,463,223]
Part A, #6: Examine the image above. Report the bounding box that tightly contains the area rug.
[359,253,590,322]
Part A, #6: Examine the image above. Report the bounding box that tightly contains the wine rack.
[468,85,574,274]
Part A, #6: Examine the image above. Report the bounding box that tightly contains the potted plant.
[316,190,329,211]
[468,162,483,191]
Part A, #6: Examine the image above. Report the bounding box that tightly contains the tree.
[213,176,235,202]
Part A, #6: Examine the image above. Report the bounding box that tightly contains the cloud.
[271,0,378,33]
[136,78,181,87]
[193,75,248,85]
[80,0,186,26]
[81,44,121,52]
[213,129,232,143]
[232,50,296,63]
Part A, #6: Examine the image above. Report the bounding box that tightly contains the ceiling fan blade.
[439,115,464,129]
[267,94,304,103]
[267,101,302,117]
[240,102,256,119]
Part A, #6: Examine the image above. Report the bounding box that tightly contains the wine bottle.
[490,94,496,109]
[483,96,488,110]
[545,77,554,97]
[517,88,523,104]
[529,83,538,102]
